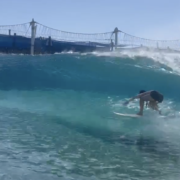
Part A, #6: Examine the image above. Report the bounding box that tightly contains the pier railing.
[35,22,112,43]
[0,22,31,37]
[117,30,180,51]
[0,19,179,54]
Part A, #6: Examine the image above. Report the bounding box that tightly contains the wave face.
[1,52,180,98]
[0,52,180,180]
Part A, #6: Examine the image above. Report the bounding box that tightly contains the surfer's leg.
[137,99,144,115]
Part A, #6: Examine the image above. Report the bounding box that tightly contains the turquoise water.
[0,52,180,179]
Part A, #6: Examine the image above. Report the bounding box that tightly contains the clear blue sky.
[0,0,179,40]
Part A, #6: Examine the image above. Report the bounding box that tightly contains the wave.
[0,51,180,100]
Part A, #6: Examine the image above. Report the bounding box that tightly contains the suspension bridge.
[0,19,179,54]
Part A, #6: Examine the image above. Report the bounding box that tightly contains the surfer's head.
[139,90,146,94]
[150,91,163,103]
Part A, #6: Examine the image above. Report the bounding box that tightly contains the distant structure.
[0,19,179,55]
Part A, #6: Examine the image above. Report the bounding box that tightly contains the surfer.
[123,90,164,116]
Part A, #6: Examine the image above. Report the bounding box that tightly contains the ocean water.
[0,51,180,180]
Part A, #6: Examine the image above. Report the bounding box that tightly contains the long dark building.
[0,34,112,54]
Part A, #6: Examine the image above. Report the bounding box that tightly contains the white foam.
[87,49,180,75]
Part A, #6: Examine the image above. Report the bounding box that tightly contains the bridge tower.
[113,27,119,49]
[30,19,36,55]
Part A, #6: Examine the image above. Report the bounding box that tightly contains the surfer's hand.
[159,110,162,115]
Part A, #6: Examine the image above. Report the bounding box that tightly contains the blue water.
[0,52,180,180]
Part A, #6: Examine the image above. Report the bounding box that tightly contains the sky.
[0,0,180,40]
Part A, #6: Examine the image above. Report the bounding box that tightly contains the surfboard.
[113,112,142,118]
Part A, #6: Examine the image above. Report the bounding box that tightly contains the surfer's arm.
[123,95,140,105]
[123,91,152,105]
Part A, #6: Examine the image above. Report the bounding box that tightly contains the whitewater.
[0,50,180,180]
